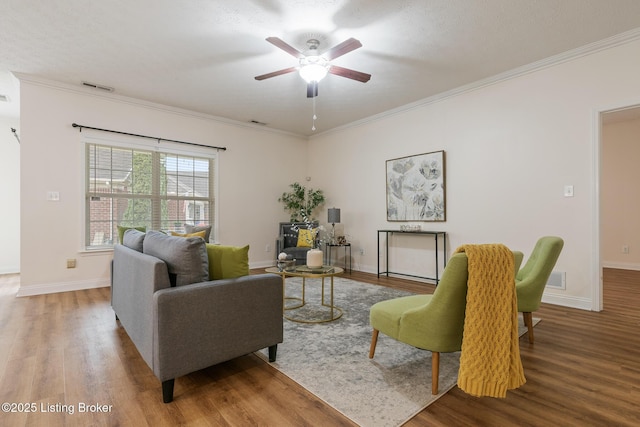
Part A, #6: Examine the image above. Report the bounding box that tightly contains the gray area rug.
[258,277,536,427]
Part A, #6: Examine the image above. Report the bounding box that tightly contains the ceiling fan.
[255,37,371,98]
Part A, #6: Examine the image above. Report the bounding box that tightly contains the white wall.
[18,77,307,295]
[0,116,20,274]
[16,37,640,308]
[601,116,640,270]
[309,38,640,311]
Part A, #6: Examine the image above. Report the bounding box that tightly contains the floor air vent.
[546,271,566,290]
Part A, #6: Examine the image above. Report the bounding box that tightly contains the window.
[85,142,216,249]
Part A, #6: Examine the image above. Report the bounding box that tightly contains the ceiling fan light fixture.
[299,55,329,82]
[299,63,328,82]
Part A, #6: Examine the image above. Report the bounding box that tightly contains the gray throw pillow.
[143,230,209,287]
[184,224,212,243]
[122,228,146,252]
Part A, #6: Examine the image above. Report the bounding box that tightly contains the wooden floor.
[0,268,638,426]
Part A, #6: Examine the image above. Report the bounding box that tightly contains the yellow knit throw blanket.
[455,244,526,398]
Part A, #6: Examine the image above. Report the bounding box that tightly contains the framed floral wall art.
[385,150,446,221]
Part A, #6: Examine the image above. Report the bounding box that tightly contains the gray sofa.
[276,221,319,265]
[111,230,283,403]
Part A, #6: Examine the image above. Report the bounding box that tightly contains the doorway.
[598,105,640,311]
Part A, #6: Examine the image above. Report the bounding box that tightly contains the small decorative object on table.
[400,224,422,232]
[306,248,323,269]
[336,235,347,245]
[277,252,296,271]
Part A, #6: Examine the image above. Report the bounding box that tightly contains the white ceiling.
[2,0,640,136]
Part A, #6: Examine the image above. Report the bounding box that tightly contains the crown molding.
[12,72,306,139]
[12,26,640,142]
[313,27,640,139]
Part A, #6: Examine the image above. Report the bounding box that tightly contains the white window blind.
[85,141,216,249]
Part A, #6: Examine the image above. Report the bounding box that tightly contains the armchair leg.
[268,344,278,362]
[523,312,534,344]
[432,352,440,395]
[162,379,175,403]
[369,329,379,358]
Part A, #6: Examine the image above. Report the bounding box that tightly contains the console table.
[377,230,447,284]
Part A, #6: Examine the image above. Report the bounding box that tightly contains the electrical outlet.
[359,247,365,256]
[622,245,629,254]
[265,244,271,252]
[66,259,77,268]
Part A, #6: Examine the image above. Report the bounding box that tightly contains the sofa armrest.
[112,245,171,368]
[152,273,283,381]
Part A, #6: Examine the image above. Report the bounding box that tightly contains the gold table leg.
[285,274,342,324]
[283,274,305,311]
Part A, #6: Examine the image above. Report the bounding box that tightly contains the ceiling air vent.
[0,94,9,102]
[82,81,114,92]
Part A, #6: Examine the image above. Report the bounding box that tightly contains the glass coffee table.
[265,265,344,323]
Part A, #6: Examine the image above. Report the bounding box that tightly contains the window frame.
[81,133,219,251]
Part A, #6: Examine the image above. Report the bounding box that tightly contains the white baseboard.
[542,293,593,311]
[17,278,110,297]
[12,267,596,312]
[0,266,20,275]
[363,264,595,311]
[251,260,278,269]
[602,261,640,271]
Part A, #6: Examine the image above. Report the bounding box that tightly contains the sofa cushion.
[279,223,299,248]
[122,228,146,252]
[206,244,249,280]
[184,224,212,242]
[117,225,146,244]
[143,230,209,287]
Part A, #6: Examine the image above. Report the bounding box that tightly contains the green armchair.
[369,250,524,394]
[516,236,564,343]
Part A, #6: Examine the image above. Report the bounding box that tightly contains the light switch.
[47,191,60,201]
[563,185,574,197]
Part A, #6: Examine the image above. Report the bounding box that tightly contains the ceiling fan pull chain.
[312,96,317,131]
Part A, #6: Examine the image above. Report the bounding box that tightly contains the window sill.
[79,247,114,255]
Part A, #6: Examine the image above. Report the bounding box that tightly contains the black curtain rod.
[72,123,227,151]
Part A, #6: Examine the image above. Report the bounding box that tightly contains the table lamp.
[328,208,341,244]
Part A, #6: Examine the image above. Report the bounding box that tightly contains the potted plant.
[278,182,325,222]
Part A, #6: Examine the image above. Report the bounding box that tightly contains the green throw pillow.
[117,225,146,244]
[206,244,249,280]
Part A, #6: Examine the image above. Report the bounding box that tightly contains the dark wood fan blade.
[307,81,318,98]
[266,37,305,59]
[328,65,371,83]
[323,38,362,61]
[255,67,297,80]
